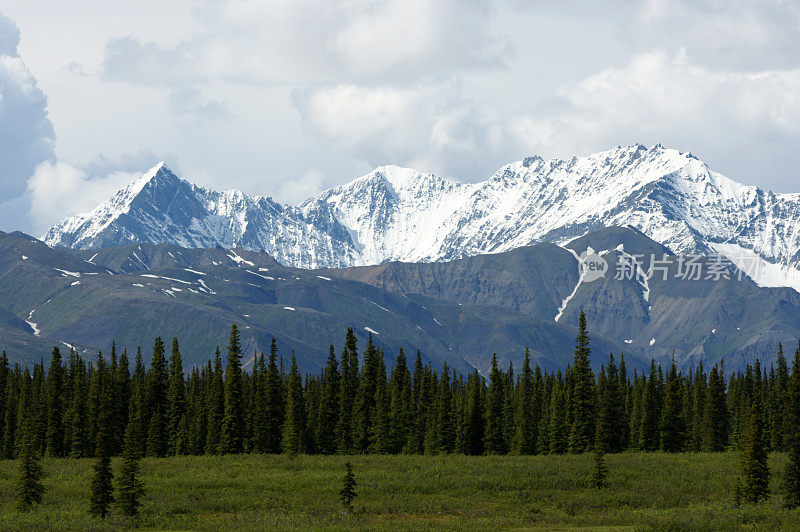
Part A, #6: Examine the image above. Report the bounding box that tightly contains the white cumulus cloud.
[0,13,54,207]
[27,161,138,235]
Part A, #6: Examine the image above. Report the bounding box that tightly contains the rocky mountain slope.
[327,226,800,370]
[3,227,798,373]
[0,230,639,375]
[43,145,800,292]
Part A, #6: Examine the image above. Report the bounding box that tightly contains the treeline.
[1,313,799,462]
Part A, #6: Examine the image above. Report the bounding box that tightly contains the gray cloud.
[100,0,509,87]
[0,13,54,200]
[167,88,228,120]
[618,0,800,71]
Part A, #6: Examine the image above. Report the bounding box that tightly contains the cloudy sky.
[1,0,799,235]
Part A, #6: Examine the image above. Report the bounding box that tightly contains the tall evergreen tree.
[282,353,307,456]
[45,347,65,457]
[220,324,245,454]
[264,339,285,453]
[317,345,340,454]
[660,360,687,452]
[15,414,44,511]
[639,360,662,451]
[549,372,568,454]
[569,311,596,453]
[596,354,626,453]
[410,352,429,454]
[388,349,413,454]
[370,357,392,454]
[166,337,186,455]
[434,362,455,453]
[783,341,800,508]
[740,364,770,504]
[116,410,144,517]
[336,329,359,453]
[484,354,506,454]
[703,363,728,451]
[511,348,536,454]
[145,338,168,457]
[690,363,707,452]
[113,349,131,455]
[773,343,790,452]
[205,347,224,454]
[89,353,115,518]
[353,334,380,452]
[463,370,485,455]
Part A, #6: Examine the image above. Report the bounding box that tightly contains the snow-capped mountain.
[43,144,800,290]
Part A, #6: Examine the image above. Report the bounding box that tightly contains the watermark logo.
[578,250,609,283]
[573,248,760,283]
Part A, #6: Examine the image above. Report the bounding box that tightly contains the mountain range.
[43,144,800,295]
[2,225,799,375]
[5,144,798,374]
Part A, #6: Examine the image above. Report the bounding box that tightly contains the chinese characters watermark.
[576,251,760,282]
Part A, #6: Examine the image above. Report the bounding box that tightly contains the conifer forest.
[2,312,800,528]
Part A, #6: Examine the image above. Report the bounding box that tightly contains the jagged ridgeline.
[43,145,800,294]
[0,320,797,460]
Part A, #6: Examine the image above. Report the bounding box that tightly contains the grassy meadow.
[1,452,799,530]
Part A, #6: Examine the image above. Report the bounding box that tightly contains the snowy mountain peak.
[43,145,800,291]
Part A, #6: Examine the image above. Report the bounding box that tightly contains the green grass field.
[0,452,798,530]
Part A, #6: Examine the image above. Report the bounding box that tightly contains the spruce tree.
[434,362,455,453]
[548,372,568,454]
[317,345,340,454]
[15,415,44,511]
[116,415,144,517]
[617,355,630,449]
[740,364,770,504]
[388,349,413,454]
[660,360,687,452]
[65,354,88,458]
[166,337,186,455]
[463,370,485,455]
[484,354,506,454]
[145,338,168,457]
[639,360,662,451]
[282,353,306,456]
[129,348,146,456]
[3,364,20,460]
[89,353,115,518]
[511,348,536,454]
[205,347,224,454]
[45,346,65,457]
[782,342,800,508]
[410,353,429,454]
[354,334,380,452]
[114,349,132,455]
[89,455,115,518]
[773,343,789,452]
[340,461,357,513]
[249,354,267,453]
[370,357,392,454]
[569,312,596,453]
[596,353,626,453]
[220,325,245,454]
[703,363,729,451]
[590,432,608,489]
[690,363,707,452]
[0,353,7,459]
[336,330,358,453]
[264,339,285,453]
